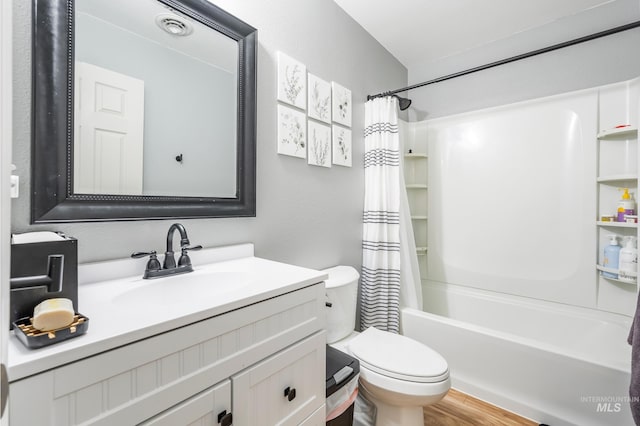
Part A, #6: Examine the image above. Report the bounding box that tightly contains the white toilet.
[323,265,450,426]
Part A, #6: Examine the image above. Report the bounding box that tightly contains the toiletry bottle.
[619,236,637,284]
[617,188,636,222]
[603,235,621,279]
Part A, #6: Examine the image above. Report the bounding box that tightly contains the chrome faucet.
[131,223,202,279]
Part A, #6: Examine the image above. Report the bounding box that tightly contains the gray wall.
[77,12,237,198]
[77,13,237,198]
[407,2,640,120]
[11,0,407,269]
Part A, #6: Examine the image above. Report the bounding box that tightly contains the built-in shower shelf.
[416,246,428,255]
[597,174,638,183]
[403,123,429,281]
[596,221,638,228]
[600,274,637,285]
[597,126,638,140]
[596,265,637,284]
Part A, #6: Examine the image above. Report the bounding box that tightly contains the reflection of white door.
[74,62,145,195]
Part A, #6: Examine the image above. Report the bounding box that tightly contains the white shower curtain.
[361,97,402,333]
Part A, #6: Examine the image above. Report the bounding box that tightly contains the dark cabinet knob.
[217,410,232,426]
[284,386,296,401]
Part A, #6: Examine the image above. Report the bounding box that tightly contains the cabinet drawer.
[232,331,326,426]
[300,405,326,426]
[9,284,324,426]
[140,380,231,426]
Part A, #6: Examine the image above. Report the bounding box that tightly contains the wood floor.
[423,389,538,426]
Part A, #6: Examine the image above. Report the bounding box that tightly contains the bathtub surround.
[11,0,407,269]
[420,80,639,316]
[361,97,401,332]
[400,77,640,425]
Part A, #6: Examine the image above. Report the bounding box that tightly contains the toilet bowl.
[323,266,450,426]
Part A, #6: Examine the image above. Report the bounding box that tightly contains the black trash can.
[326,345,360,426]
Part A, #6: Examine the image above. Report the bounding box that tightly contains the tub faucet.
[131,223,202,279]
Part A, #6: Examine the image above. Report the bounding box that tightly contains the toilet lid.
[348,327,449,383]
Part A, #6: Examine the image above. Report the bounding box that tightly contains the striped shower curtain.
[361,96,401,333]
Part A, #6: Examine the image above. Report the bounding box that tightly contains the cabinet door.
[140,380,231,426]
[232,332,325,426]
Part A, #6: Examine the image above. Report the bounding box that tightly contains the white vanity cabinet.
[9,282,326,426]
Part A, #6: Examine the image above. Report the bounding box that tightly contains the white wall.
[407,0,640,120]
[11,0,407,270]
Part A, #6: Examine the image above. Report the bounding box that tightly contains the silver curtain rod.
[367,20,640,100]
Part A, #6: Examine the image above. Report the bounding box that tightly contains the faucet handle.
[178,245,202,267]
[131,250,156,259]
[131,251,162,272]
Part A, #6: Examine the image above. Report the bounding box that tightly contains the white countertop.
[8,244,327,381]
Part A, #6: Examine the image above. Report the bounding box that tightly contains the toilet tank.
[322,265,359,344]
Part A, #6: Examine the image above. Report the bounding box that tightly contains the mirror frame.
[31,0,257,223]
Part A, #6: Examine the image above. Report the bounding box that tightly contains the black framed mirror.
[31,0,256,222]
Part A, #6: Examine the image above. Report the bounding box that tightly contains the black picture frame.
[31,0,257,222]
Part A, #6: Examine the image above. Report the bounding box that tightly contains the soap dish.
[12,313,89,349]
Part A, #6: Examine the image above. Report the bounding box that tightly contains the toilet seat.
[348,327,449,383]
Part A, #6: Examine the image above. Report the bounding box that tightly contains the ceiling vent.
[155,13,193,37]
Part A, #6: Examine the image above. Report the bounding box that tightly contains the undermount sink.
[113,269,254,307]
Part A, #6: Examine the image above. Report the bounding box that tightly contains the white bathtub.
[401,282,634,426]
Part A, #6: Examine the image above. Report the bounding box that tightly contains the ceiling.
[333,0,639,70]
